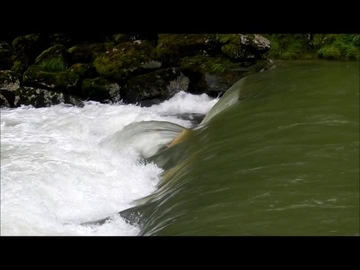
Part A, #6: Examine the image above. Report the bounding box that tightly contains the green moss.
[12,34,41,52]
[94,40,157,80]
[266,34,360,61]
[35,44,69,64]
[11,53,29,76]
[180,55,237,75]
[68,42,114,63]
[22,65,79,93]
[69,63,96,79]
[38,57,68,72]
[216,34,241,44]
[156,34,216,65]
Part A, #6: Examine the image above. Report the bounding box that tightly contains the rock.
[11,52,30,77]
[0,70,20,107]
[156,34,218,66]
[22,65,80,94]
[81,77,121,102]
[0,93,10,107]
[12,34,48,63]
[68,43,114,64]
[179,55,273,96]
[123,68,190,104]
[0,41,13,70]
[35,44,69,67]
[14,86,83,108]
[0,70,20,88]
[69,63,97,79]
[217,34,270,62]
[93,40,161,81]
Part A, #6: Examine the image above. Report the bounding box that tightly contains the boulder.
[14,86,83,108]
[11,52,30,77]
[123,67,190,104]
[93,40,161,81]
[68,42,114,64]
[0,41,13,70]
[22,65,80,94]
[35,44,69,67]
[12,34,48,63]
[155,34,218,66]
[217,34,270,62]
[81,77,121,102]
[69,63,98,79]
[0,70,20,107]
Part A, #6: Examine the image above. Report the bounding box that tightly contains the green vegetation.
[180,55,237,74]
[265,34,360,61]
[313,34,360,60]
[265,34,315,60]
[38,57,67,72]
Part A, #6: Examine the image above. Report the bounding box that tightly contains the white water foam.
[0,91,218,236]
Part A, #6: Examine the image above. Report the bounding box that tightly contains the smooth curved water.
[123,60,359,236]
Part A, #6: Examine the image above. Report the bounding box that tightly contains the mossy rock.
[68,42,114,64]
[216,34,271,61]
[81,77,121,102]
[14,86,84,108]
[69,63,98,79]
[180,55,273,96]
[123,68,190,104]
[35,44,69,67]
[11,52,30,77]
[1,71,21,107]
[22,65,80,94]
[0,41,13,69]
[180,55,239,74]
[0,70,19,86]
[155,34,218,66]
[93,40,160,81]
[12,34,48,63]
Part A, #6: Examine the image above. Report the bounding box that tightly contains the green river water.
[122,60,360,236]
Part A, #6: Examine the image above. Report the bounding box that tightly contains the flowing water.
[0,92,217,235]
[1,60,359,236]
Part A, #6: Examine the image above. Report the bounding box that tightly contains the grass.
[38,57,68,72]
